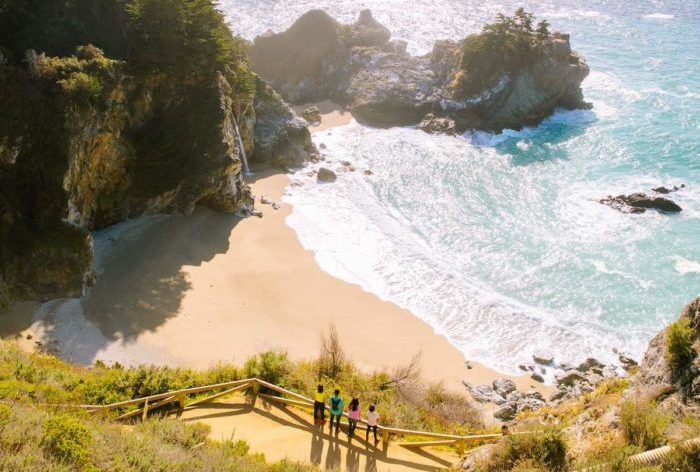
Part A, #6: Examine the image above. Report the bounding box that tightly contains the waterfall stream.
[232,114,251,176]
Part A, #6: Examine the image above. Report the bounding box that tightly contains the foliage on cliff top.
[666,317,695,371]
[0,0,256,95]
[453,8,554,98]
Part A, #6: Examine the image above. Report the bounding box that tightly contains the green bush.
[666,317,695,370]
[42,413,93,465]
[135,417,209,448]
[244,351,290,388]
[620,399,669,450]
[661,441,700,471]
[478,427,568,471]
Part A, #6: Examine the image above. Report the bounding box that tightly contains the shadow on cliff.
[81,207,240,345]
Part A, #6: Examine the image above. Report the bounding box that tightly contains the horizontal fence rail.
[72,377,514,451]
[71,376,700,463]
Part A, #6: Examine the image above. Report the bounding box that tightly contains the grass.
[619,399,670,451]
[474,427,568,471]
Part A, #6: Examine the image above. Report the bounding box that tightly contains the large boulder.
[317,167,337,182]
[248,10,347,103]
[253,79,315,168]
[418,113,457,135]
[349,10,391,47]
[492,379,517,397]
[600,192,682,214]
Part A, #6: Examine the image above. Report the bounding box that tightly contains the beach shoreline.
[0,102,552,404]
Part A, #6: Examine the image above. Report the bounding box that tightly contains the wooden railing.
[76,377,505,452]
[72,377,700,464]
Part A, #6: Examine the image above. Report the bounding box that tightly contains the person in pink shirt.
[347,397,360,440]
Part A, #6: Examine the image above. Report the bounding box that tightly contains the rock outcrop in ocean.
[249,9,590,132]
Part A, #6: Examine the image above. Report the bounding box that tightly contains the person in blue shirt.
[328,389,344,434]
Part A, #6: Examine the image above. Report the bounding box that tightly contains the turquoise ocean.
[224,1,700,373]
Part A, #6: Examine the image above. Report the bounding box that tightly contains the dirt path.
[178,395,459,472]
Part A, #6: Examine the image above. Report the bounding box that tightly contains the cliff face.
[629,297,700,413]
[0,47,310,308]
[248,9,590,132]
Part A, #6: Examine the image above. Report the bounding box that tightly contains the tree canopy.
[454,8,553,98]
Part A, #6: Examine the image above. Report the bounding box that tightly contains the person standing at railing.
[328,389,344,434]
[347,398,360,440]
[313,384,326,428]
[365,404,379,445]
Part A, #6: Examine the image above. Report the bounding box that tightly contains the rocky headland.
[249,9,590,132]
[0,2,314,308]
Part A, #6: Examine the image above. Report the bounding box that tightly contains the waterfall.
[231,114,251,176]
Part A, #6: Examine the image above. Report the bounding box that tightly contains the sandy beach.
[1,103,551,401]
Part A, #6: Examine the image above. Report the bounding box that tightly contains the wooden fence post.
[177,394,186,410]
[456,439,466,455]
[142,399,149,422]
[251,380,259,407]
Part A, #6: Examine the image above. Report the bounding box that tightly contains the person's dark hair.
[369,404,375,412]
[350,398,359,411]
[317,384,323,393]
[334,389,340,395]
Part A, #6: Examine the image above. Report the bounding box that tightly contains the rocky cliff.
[0,1,313,308]
[249,9,590,132]
[628,297,700,416]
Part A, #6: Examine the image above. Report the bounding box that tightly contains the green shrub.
[661,441,700,471]
[135,417,209,448]
[620,399,669,450]
[42,413,93,465]
[479,428,568,471]
[666,317,695,370]
[244,351,290,388]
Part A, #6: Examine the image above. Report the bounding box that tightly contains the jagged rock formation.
[628,297,700,415]
[601,192,683,214]
[253,79,315,168]
[249,9,590,132]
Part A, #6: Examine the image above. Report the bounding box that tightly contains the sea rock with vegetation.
[0,0,313,308]
[249,8,590,132]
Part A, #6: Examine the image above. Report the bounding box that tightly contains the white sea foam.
[285,122,668,374]
[674,257,700,275]
[230,0,700,376]
[643,13,675,20]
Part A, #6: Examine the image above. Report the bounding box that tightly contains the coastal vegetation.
[0,334,484,470]
[3,300,700,471]
[454,8,556,97]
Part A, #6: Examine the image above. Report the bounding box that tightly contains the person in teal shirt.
[328,389,344,433]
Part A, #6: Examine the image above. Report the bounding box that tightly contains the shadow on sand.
[0,206,243,364]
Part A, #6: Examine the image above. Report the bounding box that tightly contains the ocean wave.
[674,256,700,275]
[583,71,642,101]
[463,106,599,147]
[643,13,675,20]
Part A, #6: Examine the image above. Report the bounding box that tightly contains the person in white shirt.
[365,404,379,444]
